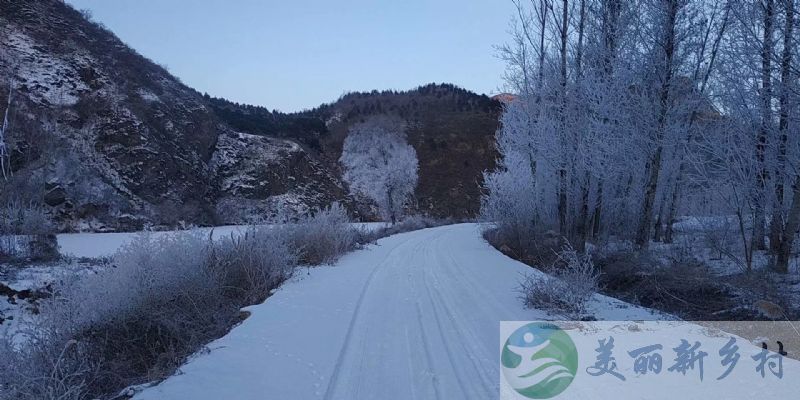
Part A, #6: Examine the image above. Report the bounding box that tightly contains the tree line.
[483,0,800,272]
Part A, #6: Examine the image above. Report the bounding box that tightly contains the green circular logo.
[501,322,578,399]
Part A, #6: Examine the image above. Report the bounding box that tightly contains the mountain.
[0,0,350,230]
[209,84,503,218]
[0,0,501,231]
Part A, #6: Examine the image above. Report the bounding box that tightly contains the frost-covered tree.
[487,0,646,248]
[487,0,800,274]
[340,117,418,224]
[485,0,738,248]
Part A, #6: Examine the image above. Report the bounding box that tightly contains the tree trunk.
[636,0,678,248]
[664,2,729,245]
[654,190,668,242]
[592,0,619,241]
[576,0,586,77]
[576,172,591,251]
[754,0,774,252]
[558,169,568,235]
[387,186,396,225]
[602,0,621,75]
[638,147,664,247]
[537,0,549,91]
[770,0,794,254]
[557,0,570,236]
[572,0,588,250]
[776,176,800,273]
[770,208,784,252]
[736,210,754,272]
[592,180,603,238]
[664,172,681,243]
[653,213,663,242]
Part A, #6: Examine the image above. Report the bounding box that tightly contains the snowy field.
[56,223,388,259]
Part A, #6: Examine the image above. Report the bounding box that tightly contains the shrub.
[52,232,231,394]
[1,228,299,399]
[0,331,98,400]
[210,226,297,304]
[479,154,542,255]
[591,250,789,320]
[0,205,360,399]
[0,201,58,262]
[701,219,749,271]
[483,226,563,267]
[0,234,59,262]
[0,201,54,235]
[286,203,357,265]
[519,244,600,320]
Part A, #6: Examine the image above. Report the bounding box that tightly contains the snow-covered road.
[135,223,655,400]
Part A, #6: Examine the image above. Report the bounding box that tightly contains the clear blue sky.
[66,0,515,112]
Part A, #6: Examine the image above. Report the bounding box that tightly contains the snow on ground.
[56,225,247,259]
[133,223,659,400]
[56,223,388,258]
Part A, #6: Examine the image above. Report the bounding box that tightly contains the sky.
[66,0,515,113]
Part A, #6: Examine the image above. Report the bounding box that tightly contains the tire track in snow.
[420,231,497,398]
[425,273,497,398]
[403,326,420,400]
[436,228,517,321]
[421,268,485,398]
[323,229,435,400]
[414,298,444,400]
[407,239,443,400]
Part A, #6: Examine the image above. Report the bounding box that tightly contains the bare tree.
[487,0,800,279]
[777,175,800,271]
[664,0,731,243]
[752,0,775,251]
[769,0,795,254]
[636,0,683,248]
[555,0,571,236]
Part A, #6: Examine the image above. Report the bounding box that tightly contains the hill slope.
[209,84,503,218]
[1,0,501,230]
[0,0,349,230]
